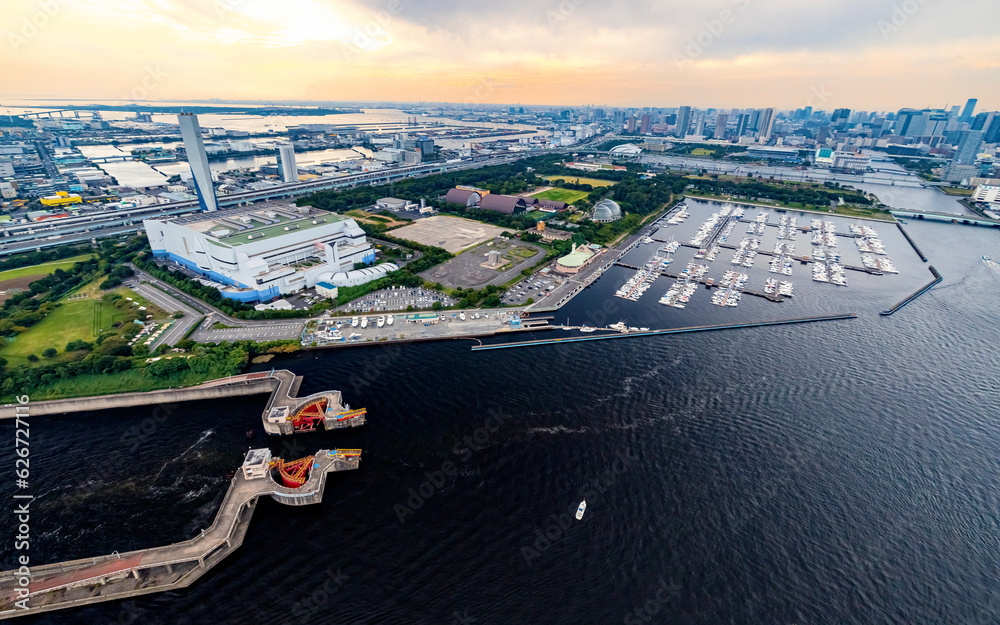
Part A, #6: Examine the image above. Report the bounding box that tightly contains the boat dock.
[613,262,785,302]
[0,449,361,620]
[880,266,942,316]
[471,314,858,351]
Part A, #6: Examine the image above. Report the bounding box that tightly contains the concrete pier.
[0,449,360,620]
[880,266,942,316]
[471,314,858,351]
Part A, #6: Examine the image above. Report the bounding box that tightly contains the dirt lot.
[391,215,508,253]
[0,275,38,303]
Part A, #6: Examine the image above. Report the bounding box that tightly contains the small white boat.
[377,315,385,328]
[361,317,368,329]
[576,499,587,520]
[459,312,466,321]
[386,315,394,326]
[579,326,596,333]
[351,317,358,328]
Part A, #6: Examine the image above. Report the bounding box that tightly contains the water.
[2,218,1000,624]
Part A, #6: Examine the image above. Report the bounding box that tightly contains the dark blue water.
[3,213,1000,625]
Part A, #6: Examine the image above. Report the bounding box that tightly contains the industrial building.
[144,202,386,302]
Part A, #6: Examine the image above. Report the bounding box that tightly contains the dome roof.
[592,199,622,222]
[609,143,642,155]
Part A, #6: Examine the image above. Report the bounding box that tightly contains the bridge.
[890,209,1000,228]
[88,155,134,163]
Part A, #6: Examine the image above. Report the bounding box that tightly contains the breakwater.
[0,449,361,620]
[880,266,942,316]
[896,222,928,262]
[470,314,857,351]
[0,372,279,419]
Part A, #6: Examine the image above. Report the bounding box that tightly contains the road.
[125,280,202,348]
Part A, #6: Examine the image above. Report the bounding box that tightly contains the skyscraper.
[626,116,638,134]
[735,113,750,137]
[693,111,706,137]
[954,130,984,165]
[178,113,218,213]
[276,143,298,183]
[639,113,652,134]
[757,108,775,142]
[675,106,691,138]
[960,98,978,120]
[714,113,729,140]
[985,115,1000,144]
[832,108,852,127]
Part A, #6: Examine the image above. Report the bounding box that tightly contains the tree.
[132,344,150,358]
[525,297,535,305]
[66,340,94,352]
[432,301,442,311]
[173,311,185,319]
[27,354,38,362]
[42,348,57,359]
[406,305,414,312]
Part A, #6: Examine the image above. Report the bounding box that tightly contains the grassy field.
[0,282,171,367]
[532,188,591,205]
[940,187,975,196]
[1,298,101,365]
[542,175,617,188]
[0,254,95,283]
[691,148,715,156]
[0,364,226,403]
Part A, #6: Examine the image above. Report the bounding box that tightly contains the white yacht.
[351,316,358,328]
[361,317,369,329]
[377,315,385,328]
[386,315,394,326]
[459,312,466,321]
[576,500,587,520]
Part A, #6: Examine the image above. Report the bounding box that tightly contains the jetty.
[471,314,858,351]
[0,449,361,620]
[880,266,942,316]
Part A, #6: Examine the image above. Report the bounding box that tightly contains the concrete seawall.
[0,373,279,419]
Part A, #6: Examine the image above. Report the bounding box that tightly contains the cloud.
[0,0,997,109]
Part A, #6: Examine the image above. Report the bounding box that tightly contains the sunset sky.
[3,0,999,111]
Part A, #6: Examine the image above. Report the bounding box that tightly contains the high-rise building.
[985,115,1000,144]
[832,108,852,127]
[626,116,638,134]
[693,111,706,137]
[735,113,750,137]
[961,98,978,120]
[714,113,729,140]
[971,112,995,132]
[178,113,218,212]
[639,113,652,134]
[757,108,775,142]
[954,130,984,165]
[275,143,298,183]
[674,106,691,138]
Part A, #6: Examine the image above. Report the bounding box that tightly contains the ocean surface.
[3,213,1000,624]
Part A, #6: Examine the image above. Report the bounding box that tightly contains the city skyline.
[2,0,999,110]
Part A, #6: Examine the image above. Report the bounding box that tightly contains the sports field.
[542,175,617,188]
[531,188,591,205]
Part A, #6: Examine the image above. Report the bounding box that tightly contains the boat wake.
[154,429,215,480]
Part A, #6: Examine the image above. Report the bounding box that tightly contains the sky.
[3,0,999,111]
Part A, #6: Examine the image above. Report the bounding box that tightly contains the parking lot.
[304,309,527,345]
[502,273,564,306]
[192,322,306,343]
[420,238,544,288]
[335,286,457,314]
